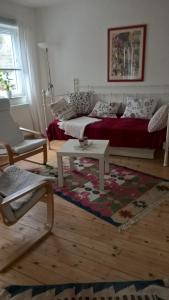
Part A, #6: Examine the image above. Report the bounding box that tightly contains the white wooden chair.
[0,165,54,272]
[0,98,47,165]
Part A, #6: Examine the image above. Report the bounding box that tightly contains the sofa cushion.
[50,98,76,121]
[148,104,169,132]
[122,97,157,119]
[89,101,119,118]
[67,91,96,115]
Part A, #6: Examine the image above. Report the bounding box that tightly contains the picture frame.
[107,24,146,82]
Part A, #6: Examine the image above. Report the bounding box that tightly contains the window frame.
[0,22,27,104]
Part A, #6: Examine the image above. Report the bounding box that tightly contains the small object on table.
[78,136,88,148]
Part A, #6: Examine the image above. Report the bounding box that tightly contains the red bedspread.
[47,117,166,149]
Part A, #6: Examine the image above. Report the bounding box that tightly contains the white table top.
[57,139,109,155]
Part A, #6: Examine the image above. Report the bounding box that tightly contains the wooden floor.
[0,140,169,286]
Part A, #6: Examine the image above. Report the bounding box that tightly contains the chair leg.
[48,140,52,150]
[46,185,54,231]
[43,143,47,165]
[6,146,14,165]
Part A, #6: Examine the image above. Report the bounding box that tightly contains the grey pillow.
[50,98,76,121]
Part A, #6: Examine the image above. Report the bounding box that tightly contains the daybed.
[46,90,169,161]
[47,117,166,159]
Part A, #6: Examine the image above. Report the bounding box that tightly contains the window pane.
[0,70,23,97]
[0,33,15,68]
[0,25,24,98]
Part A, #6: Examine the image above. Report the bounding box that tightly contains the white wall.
[36,0,169,94]
[0,0,36,129]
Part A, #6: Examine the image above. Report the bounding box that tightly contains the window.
[0,20,25,99]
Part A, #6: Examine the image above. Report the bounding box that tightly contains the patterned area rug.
[31,158,169,230]
[1,279,169,299]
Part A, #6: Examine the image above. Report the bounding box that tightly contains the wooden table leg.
[57,153,63,187]
[99,157,104,190]
[105,156,110,174]
[70,156,75,171]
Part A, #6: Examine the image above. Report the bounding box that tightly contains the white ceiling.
[8,0,61,8]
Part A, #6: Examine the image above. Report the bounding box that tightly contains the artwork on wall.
[107,24,146,82]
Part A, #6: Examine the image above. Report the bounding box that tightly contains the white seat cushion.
[12,139,46,154]
[0,99,24,147]
[1,187,46,224]
[0,165,55,224]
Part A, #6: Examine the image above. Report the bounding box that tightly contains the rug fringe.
[119,194,168,232]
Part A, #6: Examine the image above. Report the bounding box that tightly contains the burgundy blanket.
[47,117,166,149]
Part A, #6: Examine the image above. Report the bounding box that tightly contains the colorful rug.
[1,279,169,299]
[31,158,169,230]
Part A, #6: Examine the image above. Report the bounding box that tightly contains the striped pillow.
[148,104,169,132]
[50,98,76,121]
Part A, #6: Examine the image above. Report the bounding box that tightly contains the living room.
[0,0,169,298]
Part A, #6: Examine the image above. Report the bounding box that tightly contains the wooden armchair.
[0,99,47,165]
[0,165,54,272]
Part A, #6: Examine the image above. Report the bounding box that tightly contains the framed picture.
[107,24,146,82]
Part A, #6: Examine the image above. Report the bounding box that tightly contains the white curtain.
[18,21,46,133]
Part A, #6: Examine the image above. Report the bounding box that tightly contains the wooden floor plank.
[0,141,169,284]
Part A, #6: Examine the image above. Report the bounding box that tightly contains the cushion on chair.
[0,112,24,146]
[0,98,10,112]
[0,165,55,224]
[0,99,24,147]
[11,138,46,154]
[1,187,46,224]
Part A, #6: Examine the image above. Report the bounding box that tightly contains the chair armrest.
[19,127,45,138]
[0,140,9,146]
[0,141,13,153]
[1,181,52,207]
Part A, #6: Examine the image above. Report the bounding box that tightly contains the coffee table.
[57,139,110,190]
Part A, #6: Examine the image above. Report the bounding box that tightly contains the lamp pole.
[45,47,54,104]
[42,89,48,130]
[38,42,54,104]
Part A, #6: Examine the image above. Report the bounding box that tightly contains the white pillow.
[122,97,157,119]
[50,98,76,121]
[148,104,169,132]
[89,101,120,118]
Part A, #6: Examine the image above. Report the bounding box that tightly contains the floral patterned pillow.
[89,101,120,118]
[122,97,157,119]
[67,92,96,115]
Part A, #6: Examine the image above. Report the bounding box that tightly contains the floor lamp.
[38,42,55,132]
[38,42,54,103]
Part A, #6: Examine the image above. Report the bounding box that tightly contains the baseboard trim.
[109,147,155,159]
